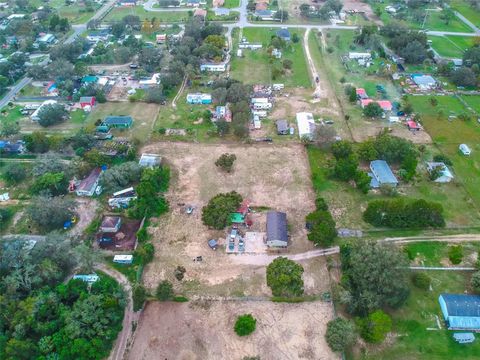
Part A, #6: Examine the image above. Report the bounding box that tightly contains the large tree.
[266,257,304,297]
[325,317,357,352]
[37,104,68,127]
[27,194,75,230]
[201,191,243,229]
[340,241,410,315]
[99,162,142,193]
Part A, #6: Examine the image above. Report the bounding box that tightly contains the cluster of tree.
[110,15,142,38]
[128,166,170,219]
[201,191,243,229]
[358,132,418,181]
[354,26,384,53]
[211,79,251,138]
[49,14,70,32]
[299,0,343,20]
[37,103,68,127]
[436,46,480,87]
[0,234,125,359]
[381,22,432,64]
[306,197,337,247]
[215,153,237,173]
[363,198,445,228]
[329,140,371,194]
[99,161,142,193]
[266,257,304,298]
[0,52,27,93]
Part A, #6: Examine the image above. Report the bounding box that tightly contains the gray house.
[266,211,288,248]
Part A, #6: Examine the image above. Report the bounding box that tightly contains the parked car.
[230,229,238,239]
[228,239,235,251]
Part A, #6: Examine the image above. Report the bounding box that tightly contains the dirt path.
[172,75,187,108]
[70,198,99,237]
[303,28,325,98]
[383,234,480,244]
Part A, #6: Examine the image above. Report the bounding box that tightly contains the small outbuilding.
[139,153,162,168]
[113,254,133,264]
[453,333,475,344]
[369,160,398,188]
[266,211,288,248]
[100,216,122,233]
[439,293,480,331]
[276,119,289,135]
[79,96,96,109]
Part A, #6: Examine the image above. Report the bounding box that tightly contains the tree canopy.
[201,191,243,230]
[266,257,304,297]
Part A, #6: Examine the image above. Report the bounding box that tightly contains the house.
[118,0,136,6]
[73,274,99,283]
[426,162,454,183]
[108,187,137,208]
[113,254,133,264]
[356,88,368,99]
[87,29,111,42]
[360,98,374,108]
[412,74,436,90]
[214,7,230,16]
[81,75,99,86]
[30,100,58,121]
[200,63,226,72]
[103,116,133,128]
[7,14,25,20]
[79,96,96,109]
[296,112,316,139]
[255,2,268,11]
[254,116,261,129]
[139,73,160,87]
[273,83,284,91]
[194,8,207,18]
[156,34,167,44]
[139,153,162,167]
[0,140,25,154]
[76,168,102,197]
[251,97,269,104]
[406,120,422,131]
[439,294,480,331]
[459,144,471,156]
[369,160,398,188]
[37,33,55,45]
[276,28,291,41]
[276,119,289,135]
[187,93,212,104]
[266,211,288,248]
[348,52,371,60]
[255,10,275,20]
[213,0,224,5]
[100,216,122,233]
[238,42,263,50]
[453,333,475,344]
[377,100,392,112]
[253,102,272,110]
[186,0,201,6]
[252,110,267,118]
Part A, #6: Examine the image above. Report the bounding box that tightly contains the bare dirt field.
[128,300,338,360]
[141,142,328,297]
[351,119,433,144]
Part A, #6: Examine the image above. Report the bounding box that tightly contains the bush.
[156,280,173,301]
[411,272,431,290]
[471,271,480,293]
[174,266,186,281]
[306,210,337,247]
[325,318,357,352]
[132,283,147,311]
[234,314,257,336]
[173,295,189,302]
[3,163,27,184]
[433,154,452,166]
[448,245,463,265]
[136,243,154,265]
[358,310,392,344]
[215,153,237,173]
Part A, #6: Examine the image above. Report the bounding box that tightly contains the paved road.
[410,266,476,271]
[0,77,32,109]
[453,11,480,33]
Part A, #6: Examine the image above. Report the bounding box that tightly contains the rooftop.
[266,211,288,243]
[370,160,398,186]
[77,168,101,192]
[440,294,480,318]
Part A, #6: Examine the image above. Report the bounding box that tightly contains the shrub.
[136,243,154,265]
[3,163,27,184]
[132,283,147,311]
[448,245,463,265]
[234,314,257,336]
[325,317,357,352]
[156,280,173,301]
[433,154,452,166]
[471,271,480,293]
[358,310,392,343]
[215,153,237,173]
[173,295,189,302]
[411,272,431,290]
[174,266,186,281]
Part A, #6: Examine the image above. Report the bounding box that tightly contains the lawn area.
[408,95,480,215]
[357,271,480,360]
[88,102,160,144]
[429,35,475,58]
[404,241,480,266]
[104,6,189,22]
[223,0,240,8]
[462,95,480,113]
[451,0,480,27]
[418,10,473,33]
[230,28,311,88]
[0,105,23,124]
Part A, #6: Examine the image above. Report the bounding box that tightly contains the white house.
[296,112,316,139]
[238,43,263,50]
[113,254,133,264]
[426,162,454,183]
[251,97,269,104]
[76,168,102,197]
[348,52,371,60]
[30,100,58,121]
[253,115,261,129]
[200,63,226,72]
[139,73,160,87]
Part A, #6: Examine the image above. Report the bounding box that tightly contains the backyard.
[104,6,190,22]
[451,0,480,27]
[429,35,476,58]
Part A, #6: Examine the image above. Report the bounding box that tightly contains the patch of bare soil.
[140,142,318,296]
[351,121,433,144]
[128,301,338,360]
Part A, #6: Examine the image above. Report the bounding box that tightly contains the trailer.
[253,102,272,110]
[113,254,133,264]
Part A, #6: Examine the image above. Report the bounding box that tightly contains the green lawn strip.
[104,7,190,22]
[223,0,240,8]
[429,35,475,58]
[461,95,480,114]
[362,271,480,360]
[451,0,480,27]
[405,241,480,267]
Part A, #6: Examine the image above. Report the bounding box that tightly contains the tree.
[306,210,337,247]
[204,34,225,49]
[32,153,70,177]
[32,172,68,196]
[74,244,101,273]
[363,102,383,118]
[266,257,304,297]
[325,318,357,352]
[313,124,337,149]
[201,191,243,229]
[448,245,463,265]
[3,163,27,184]
[27,194,75,230]
[234,314,257,336]
[132,283,147,311]
[331,140,353,159]
[355,170,371,194]
[274,10,289,21]
[156,280,174,301]
[471,271,480,293]
[292,33,300,43]
[37,104,68,127]
[340,241,410,315]
[402,40,428,64]
[145,87,166,104]
[412,272,431,290]
[334,154,359,181]
[358,310,392,343]
[174,266,186,281]
[450,67,477,87]
[215,153,237,173]
[0,120,20,137]
[23,131,50,153]
[99,162,142,193]
[212,87,227,105]
[283,59,293,69]
[83,148,110,167]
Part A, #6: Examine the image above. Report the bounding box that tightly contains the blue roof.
[440,294,480,330]
[277,29,291,39]
[104,116,133,126]
[370,160,398,187]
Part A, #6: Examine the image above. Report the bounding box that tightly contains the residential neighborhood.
[1,0,480,359]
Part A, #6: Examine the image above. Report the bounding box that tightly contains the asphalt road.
[0,77,32,109]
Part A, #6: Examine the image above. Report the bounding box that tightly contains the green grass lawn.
[418,11,473,33]
[359,271,480,360]
[405,242,480,266]
[461,95,480,113]
[429,35,476,58]
[223,0,240,8]
[451,0,480,27]
[107,256,141,283]
[230,28,310,88]
[104,7,190,22]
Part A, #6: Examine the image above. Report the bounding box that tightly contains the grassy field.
[104,6,190,22]
[88,102,160,143]
[357,271,480,360]
[429,35,475,58]
[462,95,480,113]
[223,0,240,8]
[230,28,310,88]
[451,0,480,27]
[405,241,480,266]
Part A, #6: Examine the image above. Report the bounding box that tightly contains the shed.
[113,254,133,264]
[79,96,96,108]
[459,144,471,156]
[453,333,475,343]
[276,119,289,135]
[356,88,368,99]
[76,168,102,197]
[139,153,162,167]
[81,75,98,85]
[230,212,245,224]
[100,216,122,233]
[266,211,288,248]
[426,162,454,183]
[73,274,99,283]
[103,116,133,128]
[214,7,230,16]
[369,160,398,188]
[276,28,291,41]
[439,294,480,330]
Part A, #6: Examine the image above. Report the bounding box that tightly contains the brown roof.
[77,168,101,192]
[194,8,207,17]
[255,2,268,10]
[213,0,224,6]
[101,216,121,229]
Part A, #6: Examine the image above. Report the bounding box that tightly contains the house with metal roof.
[76,168,102,197]
[103,116,133,128]
[296,112,315,139]
[369,160,398,188]
[266,211,288,248]
[439,294,480,331]
[139,153,162,168]
[412,74,436,90]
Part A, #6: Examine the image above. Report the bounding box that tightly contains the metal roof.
[266,211,288,243]
[370,160,398,186]
[104,116,133,126]
[441,294,480,318]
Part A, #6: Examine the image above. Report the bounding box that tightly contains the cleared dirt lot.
[128,300,338,360]
[141,142,324,296]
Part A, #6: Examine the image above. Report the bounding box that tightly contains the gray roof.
[370,160,398,186]
[276,29,291,39]
[276,119,288,132]
[441,294,480,317]
[266,211,288,243]
[104,116,133,126]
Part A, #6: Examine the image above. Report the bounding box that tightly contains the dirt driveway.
[141,142,322,296]
[128,300,338,360]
